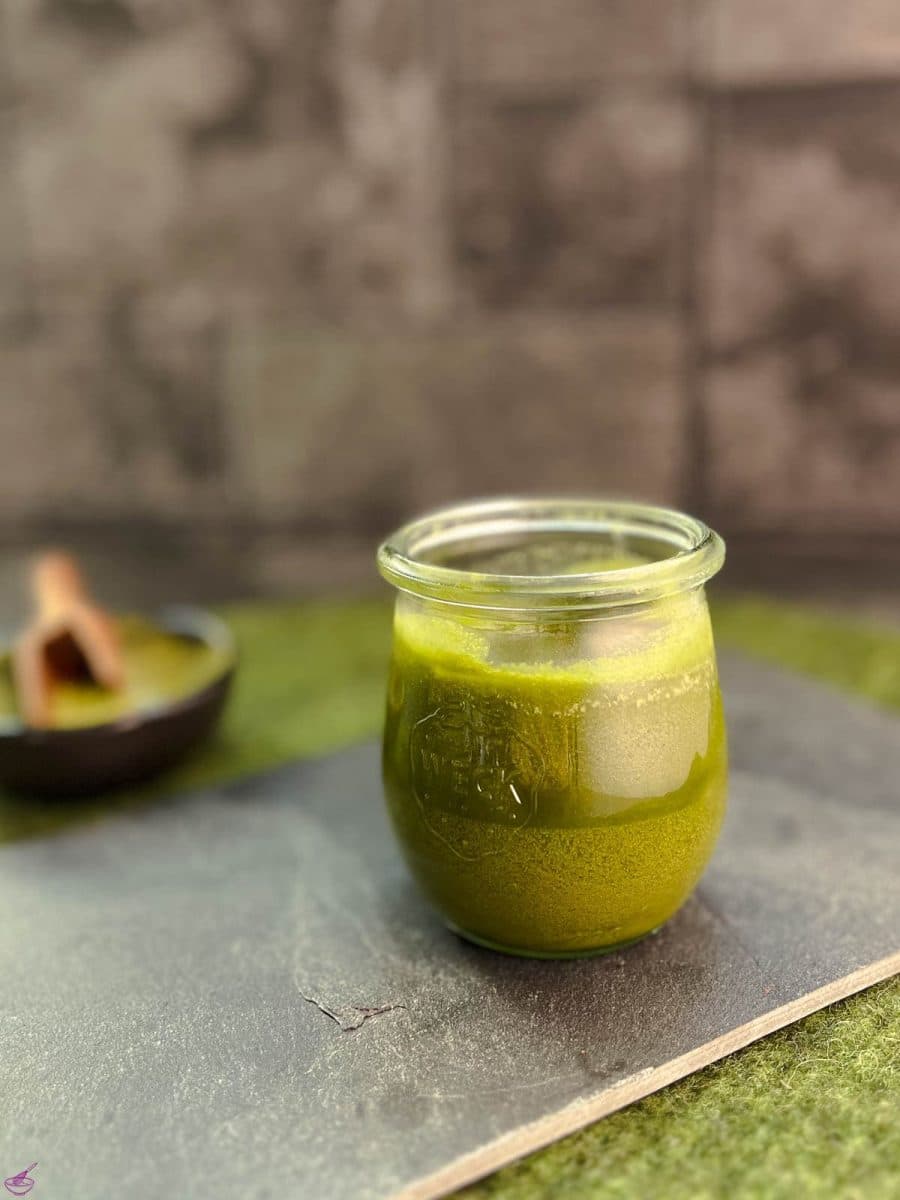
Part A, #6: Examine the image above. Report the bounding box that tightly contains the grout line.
[679,1,722,517]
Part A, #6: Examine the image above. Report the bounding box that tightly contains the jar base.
[446,920,662,960]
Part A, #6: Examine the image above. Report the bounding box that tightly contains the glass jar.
[377,498,727,958]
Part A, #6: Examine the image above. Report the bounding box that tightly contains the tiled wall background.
[2,0,900,595]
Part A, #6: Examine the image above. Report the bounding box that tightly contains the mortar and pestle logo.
[4,1164,37,1196]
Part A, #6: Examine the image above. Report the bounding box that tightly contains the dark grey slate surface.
[0,652,898,1200]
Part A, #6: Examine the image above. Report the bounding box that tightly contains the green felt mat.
[2,595,898,1198]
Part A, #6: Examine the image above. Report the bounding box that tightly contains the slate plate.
[0,653,898,1200]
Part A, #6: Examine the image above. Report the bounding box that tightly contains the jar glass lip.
[377,497,725,611]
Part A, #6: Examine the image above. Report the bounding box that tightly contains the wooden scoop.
[12,552,125,729]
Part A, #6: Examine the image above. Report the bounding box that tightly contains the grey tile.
[703,359,900,534]
[225,315,689,525]
[454,0,694,88]
[0,301,233,526]
[5,0,452,322]
[700,83,900,533]
[454,91,698,308]
[699,0,900,86]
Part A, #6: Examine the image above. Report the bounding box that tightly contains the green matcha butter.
[378,500,728,958]
[383,596,727,957]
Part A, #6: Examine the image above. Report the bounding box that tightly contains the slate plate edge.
[394,951,900,1200]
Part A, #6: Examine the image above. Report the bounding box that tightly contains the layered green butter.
[383,595,727,956]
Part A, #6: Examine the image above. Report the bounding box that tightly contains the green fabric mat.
[1,594,898,1197]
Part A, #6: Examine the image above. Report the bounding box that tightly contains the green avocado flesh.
[0,616,230,730]
[383,600,727,957]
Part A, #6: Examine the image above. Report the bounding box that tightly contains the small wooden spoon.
[12,553,125,729]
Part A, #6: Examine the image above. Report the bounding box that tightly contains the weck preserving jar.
[378,498,727,958]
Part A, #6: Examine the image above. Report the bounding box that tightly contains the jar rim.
[377,497,725,611]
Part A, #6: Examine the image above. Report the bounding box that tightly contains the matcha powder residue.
[0,616,230,730]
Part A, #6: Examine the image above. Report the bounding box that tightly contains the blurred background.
[2,0,900,613]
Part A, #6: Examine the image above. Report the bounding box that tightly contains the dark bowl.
[0,607,236,798]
